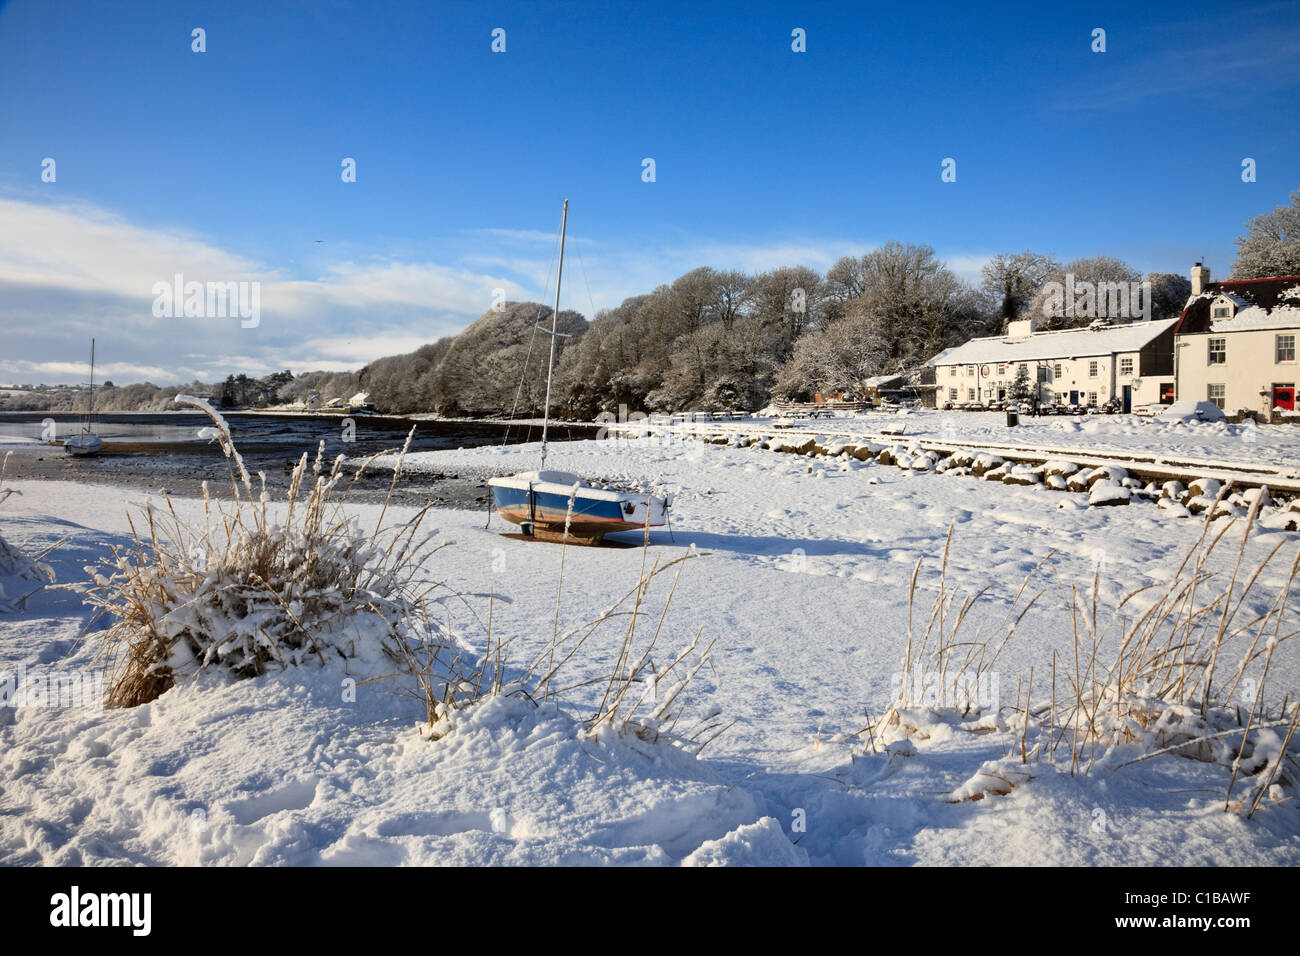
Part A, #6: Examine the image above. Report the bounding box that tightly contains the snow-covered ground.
[2,430,1298,865]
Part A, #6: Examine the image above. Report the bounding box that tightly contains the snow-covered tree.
[1230,188,1300,279]
[980,251,1061,327]
[772,307,889,401]
[1143,272,1192,319]
[1027,256,1142,329]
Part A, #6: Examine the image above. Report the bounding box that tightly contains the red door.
[1274,385,1296,411]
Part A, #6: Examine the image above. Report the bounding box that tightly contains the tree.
[750,266,825,361]
[1008,365,1033,402]
[772,307,889,401]
[1143,272,1192,320]
[1231,188,1300,279]
[1027,256,1142,329]
[980,251,1061,328]
[843,241,983,368]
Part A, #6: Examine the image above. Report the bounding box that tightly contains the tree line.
[6,190,1296,417]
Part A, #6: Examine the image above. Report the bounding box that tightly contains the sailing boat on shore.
[487,200,669,545]
[64,338,103,456]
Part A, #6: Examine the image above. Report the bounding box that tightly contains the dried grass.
[70,396,447,707]
[884,500,1300,815]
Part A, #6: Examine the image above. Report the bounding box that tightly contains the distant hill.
[358,301,588,416]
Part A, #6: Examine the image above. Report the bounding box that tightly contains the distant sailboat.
[488,200,669,545]
[64,338,103,456]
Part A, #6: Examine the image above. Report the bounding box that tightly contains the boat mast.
[539,198,567,469]
[87,338,96,433]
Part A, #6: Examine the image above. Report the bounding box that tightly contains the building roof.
[1173,275,1300,335]
[863,373,905,388]
[927,318,1178,367]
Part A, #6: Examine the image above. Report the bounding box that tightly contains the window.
[1213,306,1231,319]
[1208,384,1225,409]
[967,388,975,401]
[1088,392,1098,406]
[1037,365,1048,383]
[1018,363,1028,377]
[948,388,958,400]
[1054,363,1063,379]
[1208,338,1226,365]
[949,366,957,377]
[1119,357,1134,376]
[1088,360,1098,377]
[1278,334,1296,363]
[997,364,1006,376]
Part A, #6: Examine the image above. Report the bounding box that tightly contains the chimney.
[1190,262,1210,296]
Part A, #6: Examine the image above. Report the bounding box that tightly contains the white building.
[927,317,1177,411]
[1172,264,1300,417]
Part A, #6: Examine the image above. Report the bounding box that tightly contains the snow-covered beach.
[3,410,1298,866]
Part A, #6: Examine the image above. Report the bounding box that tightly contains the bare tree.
[980,251,1061,328]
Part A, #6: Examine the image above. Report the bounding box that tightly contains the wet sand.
[0,442,496,508]
[0,412,599,509]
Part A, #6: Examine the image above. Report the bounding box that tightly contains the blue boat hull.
[488,477,666,543]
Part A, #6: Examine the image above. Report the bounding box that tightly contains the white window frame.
[1207,384,1226,409]
[1277,334,1296,364]
[1119,357,1134,376]
[1208,337,1226,365]
[1088,360,1098,377]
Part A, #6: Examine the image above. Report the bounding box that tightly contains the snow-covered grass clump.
[70,397,449,707]
[878,502,1300,816]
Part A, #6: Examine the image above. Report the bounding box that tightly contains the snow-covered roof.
[926,318,1178,367]
[863,374,905,388]
[1175,275,1300,335]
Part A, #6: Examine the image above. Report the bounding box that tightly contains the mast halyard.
[539,198,568,469]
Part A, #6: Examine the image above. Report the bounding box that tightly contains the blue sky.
[1,0,1298,384]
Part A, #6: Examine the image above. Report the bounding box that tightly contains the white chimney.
[1191,262,1210,296]
[1006,317,1037,339]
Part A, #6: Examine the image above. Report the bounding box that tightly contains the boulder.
[970,454,1005,477]
[1089,482,1132,507]
[1157,498,1191,518]
[1003,467,1042,486]
[1159,480,1186,500]
[1086,465,1129,488]
[1040,460,1080,478]
[1066,471,1092,493]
